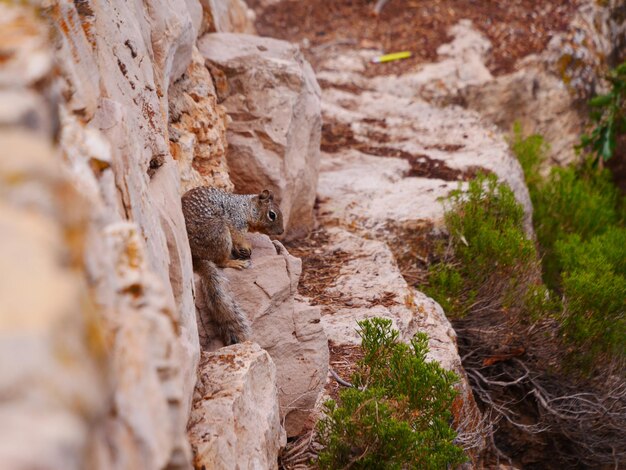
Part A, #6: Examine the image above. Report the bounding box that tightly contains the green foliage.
[317,318,466,470]
[511,128,621,288]
[579,61,626,164]
[445,174,535,273]
[426,263,466,316]
[531,163,620,288]
[556,227,626,364]
[426,173,537,318]
[511,129,625,366]
[510,122,549,189]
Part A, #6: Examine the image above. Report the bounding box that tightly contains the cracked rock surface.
[196,233,329,438]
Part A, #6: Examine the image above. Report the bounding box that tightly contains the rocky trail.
[280,22,533,467]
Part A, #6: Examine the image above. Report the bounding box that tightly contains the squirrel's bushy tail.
[195,260,251,345]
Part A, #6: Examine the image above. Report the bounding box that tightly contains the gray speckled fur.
[181,186,284,345]
[183,187,257,232]
[195,259,251,345]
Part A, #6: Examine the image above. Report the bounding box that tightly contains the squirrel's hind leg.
[192,217,242,268]
[231,229,252,260]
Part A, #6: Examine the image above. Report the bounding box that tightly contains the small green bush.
[317,318,466,470]
[426,173,537,318]
[511,129,625,366]
[427,263,466,316]
[511,127,621,289]
[556,227,626,364]
[446,174,535,271]
[510,122,548,189]
[532,164,620,288]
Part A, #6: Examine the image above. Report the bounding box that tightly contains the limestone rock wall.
[0,8,106,469]
[1,0,247,468]
[188,343,285,470]
[169,47,232,194]
[201,0,257,35]
[51,0,209,464]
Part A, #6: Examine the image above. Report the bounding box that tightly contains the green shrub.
[317,318,466,470]
[426,263,466,316]
[446,174,534,270]
[511,129,625,366]
[510,128,621,289]
[532,164,620,288]
[556,227,626,364]
[510,122,548,189]
[425,173,537,318]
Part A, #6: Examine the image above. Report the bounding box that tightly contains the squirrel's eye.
[268,210,276,221]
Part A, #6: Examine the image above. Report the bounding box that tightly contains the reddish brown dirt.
[254,0,580,77]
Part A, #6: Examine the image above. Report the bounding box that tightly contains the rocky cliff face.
[2,1,322,468]
[0,8,106,469]
[3,0,198,467]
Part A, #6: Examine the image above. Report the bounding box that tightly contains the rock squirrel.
[182,187,284,345]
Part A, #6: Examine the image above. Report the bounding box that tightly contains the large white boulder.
[188,343,286,470]
[196,233,329,437]
[199,33,322,240]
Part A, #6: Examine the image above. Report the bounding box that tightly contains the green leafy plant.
[556,227,626,365]
[511,129,625,366]
[511,127,621,289]
[317,318,466,469]
[510,122,549,189]
[531,163,620,289]
[425,173,538,318]
[579,61,626,164]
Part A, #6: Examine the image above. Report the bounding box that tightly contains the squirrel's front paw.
[232,245,252,260]
[225,259,251,270]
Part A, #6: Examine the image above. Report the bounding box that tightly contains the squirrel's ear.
[259,189,273,201]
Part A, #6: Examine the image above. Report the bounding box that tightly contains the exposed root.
[279,429,322,470]
[329,367,354,388]
[454,308,626,468]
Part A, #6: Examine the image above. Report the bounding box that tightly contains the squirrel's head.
[251,189,284,236]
